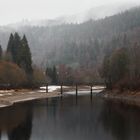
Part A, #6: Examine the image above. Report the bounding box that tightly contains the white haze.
[0,0,140,25]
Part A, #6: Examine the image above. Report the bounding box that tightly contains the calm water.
[0,94,140,140]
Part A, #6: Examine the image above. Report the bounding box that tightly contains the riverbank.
[0,85,105,108]
[0,90,60,108]
[100,89,140,107]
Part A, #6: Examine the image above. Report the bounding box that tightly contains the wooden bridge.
[45,84,104,96]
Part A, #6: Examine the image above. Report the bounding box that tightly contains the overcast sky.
[0,0,139,25]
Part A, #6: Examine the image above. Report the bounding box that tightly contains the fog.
[0,0,140,25]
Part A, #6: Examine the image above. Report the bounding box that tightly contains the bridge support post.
[90,85,93,95]
[46,84,48,93]
[76,84,78,96]
[61,84,63,95]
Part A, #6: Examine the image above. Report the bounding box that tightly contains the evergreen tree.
[6,33,33,75]
[13,32,21,64]
[20,35,33,75]
[6,33,21,64]
[46,66,58,85]
[52,66,58,84]
[6,33,33,87]
[7,33,14,53]
[0,45,2,60]
[6,33,14,61]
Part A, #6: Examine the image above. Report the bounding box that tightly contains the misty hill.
[1,6,140,69]
[62,2,138,23]
[4,2,138,28]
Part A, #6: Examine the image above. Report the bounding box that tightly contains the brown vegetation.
[0,61,27,88]
[101,42,140,91]
[33,67,46,86]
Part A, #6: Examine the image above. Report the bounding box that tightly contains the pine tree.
[7,33,21,64]
[13,32,21,64]
[6,33,14,61]
[46,66,58,85]
[7,33,14,53]
[20,35,33,75]
[7,33,33,75]
[52,66,58,84]
[0,45,2,59]
[6,33,33,87]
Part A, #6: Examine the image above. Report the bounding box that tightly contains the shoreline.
[0,85,105,108]
[0,90,61,108]
[100,89,140,107]
[0,88,139,109]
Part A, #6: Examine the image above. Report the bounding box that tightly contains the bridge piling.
[90,85,93,95]
[76,84,78,96]
[61,84,63,95]
[46,84,48,93]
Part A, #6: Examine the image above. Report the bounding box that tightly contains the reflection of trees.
[0,103,33,140]
[99,101,140,140]
[8,108,32,140]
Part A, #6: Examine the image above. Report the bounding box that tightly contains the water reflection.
[31,96,140,140]
[31,96,111,140]
[8,109,32,140]
[99,100,140,140]
[0,95,140,140]
[0,102,33,140]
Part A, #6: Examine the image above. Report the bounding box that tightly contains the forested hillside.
[0,7,140,66]
[1,6,140,84]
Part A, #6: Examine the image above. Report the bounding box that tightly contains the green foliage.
[0,45,2,60]
[46,66,58,85]
[6,33,33,75]
[19,35,33,74]
[6,33,21,64]
[7,33,14,57]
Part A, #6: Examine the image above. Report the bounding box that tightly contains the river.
[0,93,140,140]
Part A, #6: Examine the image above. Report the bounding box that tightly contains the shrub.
[0,61,27,88]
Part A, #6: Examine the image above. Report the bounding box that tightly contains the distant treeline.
[46,65,101,85]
